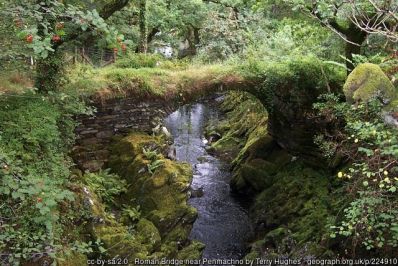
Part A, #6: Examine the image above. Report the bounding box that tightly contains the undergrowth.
[315,95,398,256]
[0,92,91,264]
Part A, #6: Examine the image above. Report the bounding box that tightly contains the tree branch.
[99,0,131,19]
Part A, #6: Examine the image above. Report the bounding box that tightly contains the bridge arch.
[73,59,343,171]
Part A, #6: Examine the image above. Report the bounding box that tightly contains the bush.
[0,92,90,264]
[315,94,398,255]
[114,53,163,68]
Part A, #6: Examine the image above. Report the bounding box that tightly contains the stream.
[164,97,253,264]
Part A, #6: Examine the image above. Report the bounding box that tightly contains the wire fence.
[67,46,118,67]
[0,47,124,99]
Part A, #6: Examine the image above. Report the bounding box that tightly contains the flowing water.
[164,98,253,264]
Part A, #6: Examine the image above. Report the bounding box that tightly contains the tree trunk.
[193,27,200,48]
[35,50,64,93]
[138,0,147,53]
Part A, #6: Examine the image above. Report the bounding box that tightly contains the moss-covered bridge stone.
[75,57,346,169]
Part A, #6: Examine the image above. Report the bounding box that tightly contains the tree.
[348,0,398,43]
[3,0,131,93]
[138,0,147,53]
[264,0,397,71]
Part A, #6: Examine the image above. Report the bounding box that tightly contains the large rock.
[343,63,397,104]
[107,133,202,258]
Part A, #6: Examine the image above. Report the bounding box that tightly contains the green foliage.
[240,55,345,112]
[243,18,342,62]
[0,92,89,264]
[121,205,141,224]
[82,169,127,206]
[107,0,208,53]
[71,239,106,255]
[114,53,163,68]
[143,147,165,174]
[315,94,398,254]
[4,1,122,59]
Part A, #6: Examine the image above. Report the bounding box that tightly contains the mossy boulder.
[230,135,291,194]
[106,132,203,259]
[93,221,148,260]
[177,241,206,262]
[210,135,241,157]
[136,218,162,252]
[108,133,168,182]
[231,159,277,193]
[343,63,397,104]
[248,161,335,258]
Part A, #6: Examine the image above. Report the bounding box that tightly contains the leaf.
[98,246,106,253]
[358,147,374,156]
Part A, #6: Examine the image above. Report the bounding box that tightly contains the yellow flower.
[337,172,343,178]
[384,170,388,176]
[354,138,359,143]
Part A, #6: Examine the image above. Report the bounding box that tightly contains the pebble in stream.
[164,101,253,265]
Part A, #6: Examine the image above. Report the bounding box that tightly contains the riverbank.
[206,91,341,261]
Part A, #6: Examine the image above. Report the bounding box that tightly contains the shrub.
[315,94,398,254]
[0,92,90,264]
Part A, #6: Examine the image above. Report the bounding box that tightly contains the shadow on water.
[164,97,253,264]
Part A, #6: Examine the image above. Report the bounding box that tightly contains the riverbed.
[164,98,253,264]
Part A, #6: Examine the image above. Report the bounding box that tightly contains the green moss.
[93,222,148,260]
[209,91,269,163]
[57,251,88,266]
[232,159,276,193]
[343,63,397,104]
[136,218,162,252]
[232,128,270,167]
[249,161,335,256]
[108,133,166,180]
[176,241,206,261]
[65,63,238,101]
[106,132,204,259]
[211,135,241,154]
